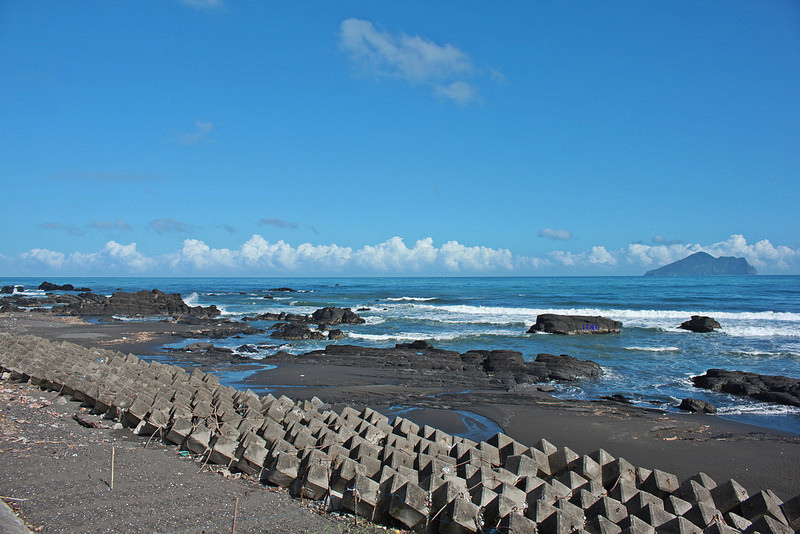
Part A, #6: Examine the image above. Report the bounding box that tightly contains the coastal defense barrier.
[0,333,798,534]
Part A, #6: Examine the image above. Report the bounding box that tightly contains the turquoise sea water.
[4,276,799,434]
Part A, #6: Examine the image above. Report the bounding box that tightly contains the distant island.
[644,251,757,276]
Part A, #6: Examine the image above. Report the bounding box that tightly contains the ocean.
[4,276,800,434]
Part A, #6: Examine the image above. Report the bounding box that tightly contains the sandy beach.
[1,310,799,532]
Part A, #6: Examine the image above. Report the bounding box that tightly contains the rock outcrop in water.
[692,369,800,407]
[243,307,365,326]
[527,314,622,335]
[679,315,721,333]
[266,340,602,388]
[39,281,92,292]
[56,289,220,319]
[644,251,757,276]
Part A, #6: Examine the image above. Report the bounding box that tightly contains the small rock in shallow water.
[679,398,717,414]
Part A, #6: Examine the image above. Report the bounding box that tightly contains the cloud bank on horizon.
[3,234,797,277]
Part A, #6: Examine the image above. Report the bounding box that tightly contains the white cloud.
[440,241,513,271]
[179,121,213,145]
[588,246,617,265]
[339,18,482,104]
[20,248,65,269]
[6,234,799,276]
[434,82,481,106]
[538,228,573,241]
[624,234,799,271]
[71,241,156,273]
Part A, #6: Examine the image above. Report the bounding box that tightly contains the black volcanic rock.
[644,251,756,276]
[679,315,721,333]
[527,314,621,335]
[265,342,602,388]
[270,323,326,340]
[679,398,717,414]
[529,353,603,381]
[56,289,220,318]
[269,287,298,292]
[692,369,800,407]
[311,306,366,325]
[39,281,75,291]
[244,307,365,326]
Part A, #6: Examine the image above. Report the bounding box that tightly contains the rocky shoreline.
[2,332,799,534]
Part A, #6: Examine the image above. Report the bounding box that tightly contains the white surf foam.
[396,303,800,338]
[385,297,438,302]
[623,346,681,353]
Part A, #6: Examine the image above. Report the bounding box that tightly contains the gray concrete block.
[537,508,585,534]
[295,460,330,500]
[632,503,676,528]
[682,502,723,529]
[603,457,637,489]
[505,453,539,478]
[779,492,800,530]
[482,493,522,529]
[236,441,268,476]
[608,480,640,505]
[656,515,703,534]
[702,522,740,534]
[570,488,601,511]
[396,465,419,486]
[571,454,604,484]
[489,432,528,463]
[388,481,429,530]
[258,420,286,447]
[432,478,469,512]
[535,438,558,456]
[587,495,629,524]
[617,514,656,534]
[557,470,590,492]
[725,510,752,531]
[711,479,749,514]
[477,440,501,467]
[585,514,623,534]
[437,497,481,534]
[664,495,693,517]
[466,467,501,491]
[330,456,366,494]
[392,416,419,437]
[185,424,213,454]
[420,456,460,491]
[675,479,715,508]
[640,469,679,498]
[687,472,717,490]
[744,515,794,534]
[498,512,538,534]
[740,490,788,525]
[549,446,580,476]
[469,484,498,507]
[263,451,300,487]
[526,498,558,524]
[207,435,241,467]
[165,416,193,446]
[342,473,382,521]
[626,491,664,515]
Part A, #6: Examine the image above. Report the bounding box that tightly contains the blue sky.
[2,1,799,276]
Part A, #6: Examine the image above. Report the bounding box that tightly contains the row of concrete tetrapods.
[0,332,797,534]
